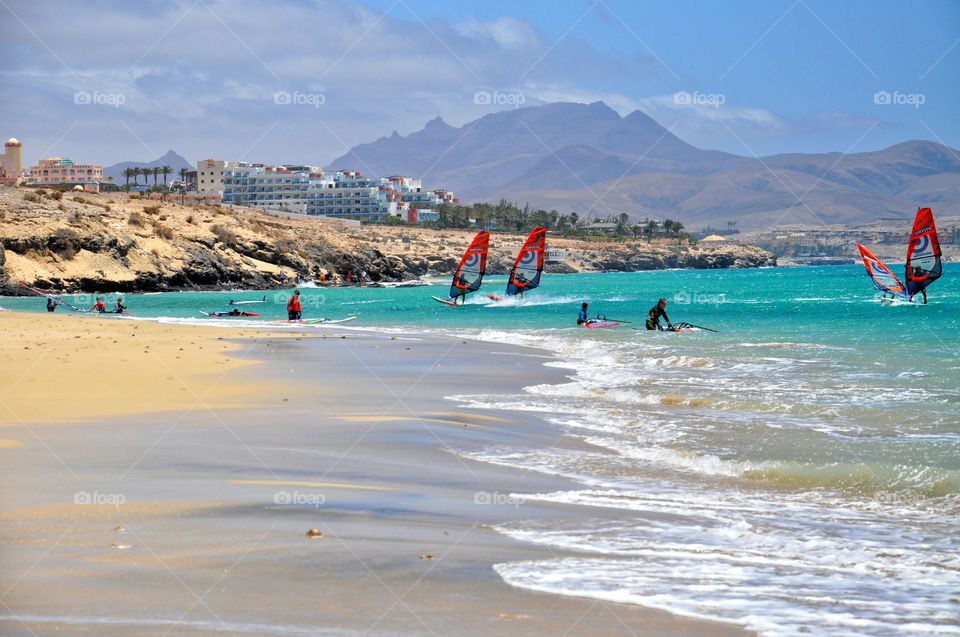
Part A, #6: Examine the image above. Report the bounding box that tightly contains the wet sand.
[0,319,751,636]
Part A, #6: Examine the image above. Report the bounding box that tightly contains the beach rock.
[0,187,775,293]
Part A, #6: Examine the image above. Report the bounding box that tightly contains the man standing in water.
[646,298,671,331]
[287,289,302,321]
[577,302,588,326]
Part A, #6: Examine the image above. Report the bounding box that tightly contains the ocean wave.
[489,485,960,636]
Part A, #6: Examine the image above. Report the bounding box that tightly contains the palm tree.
[645,219,658,241]
[122,167,134,186]
[152,167,161,186]
[134,167,145,186]
[161,165,172,185]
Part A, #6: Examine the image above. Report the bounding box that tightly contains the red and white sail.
[904,207,942,297]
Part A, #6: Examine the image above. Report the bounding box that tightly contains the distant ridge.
[329,102,960,228]
[104,150,191,184]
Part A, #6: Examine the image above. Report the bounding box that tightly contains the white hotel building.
[221,163,456,222]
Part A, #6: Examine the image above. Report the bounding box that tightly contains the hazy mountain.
[329,102,960,228]
[104,150,192,184]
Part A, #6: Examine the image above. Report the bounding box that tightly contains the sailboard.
[433,231,490,306]
[229,296,267,306]
[498,227,547,300]
[300,316,357,324]
[583,315,622,329]
[904,207,942,298]
[19,283,86,312]
[855,243,908,299]
[200,310,261,318]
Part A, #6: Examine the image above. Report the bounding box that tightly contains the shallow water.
[4,264,959,635]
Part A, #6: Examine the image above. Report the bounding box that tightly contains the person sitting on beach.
[91,297,106,313]
[287,290,302,321]
[645,298,671,331]
[577,302,588,326]
[46,298,56,312]
[114,297,127,314]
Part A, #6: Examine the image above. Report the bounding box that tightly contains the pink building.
[29,157,102,185]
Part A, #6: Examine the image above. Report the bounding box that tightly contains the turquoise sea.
[3,264,959,636]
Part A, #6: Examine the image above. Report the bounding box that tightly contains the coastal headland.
[0,186,775,294]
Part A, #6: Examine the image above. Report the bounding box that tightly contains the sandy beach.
[0,312,750,637]
[0,312,295,424]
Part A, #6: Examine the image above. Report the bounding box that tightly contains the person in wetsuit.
[287,290,302,321]
[577,302,588,326]
[646,298,671,331]
[46,298,56,312]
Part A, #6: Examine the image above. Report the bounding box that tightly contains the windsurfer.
[287,290,302,321]
[646,298,671,331]
[114,297,127,314]
[91,297,106,313]
[577,302,588,326]
[46,298,56,312]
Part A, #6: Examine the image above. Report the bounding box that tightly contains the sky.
[1,0,957,169]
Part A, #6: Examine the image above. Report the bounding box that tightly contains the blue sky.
[0,0,956,167]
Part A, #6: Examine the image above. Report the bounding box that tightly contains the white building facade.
[196,159,233,195]
[221,164,457,222]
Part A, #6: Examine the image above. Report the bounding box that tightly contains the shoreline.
[0,312,751,637]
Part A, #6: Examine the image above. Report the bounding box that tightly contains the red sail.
[449,231,490,299]
[905,207,942,297]
[506,227,547,296]
[856,243,907,298]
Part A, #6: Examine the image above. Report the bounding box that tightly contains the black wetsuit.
[646,304,670,330]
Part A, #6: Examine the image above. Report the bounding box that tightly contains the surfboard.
[432,296,462,307]
[583,318,621,329]
[300,316,357,324]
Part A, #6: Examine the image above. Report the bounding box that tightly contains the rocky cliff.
[0,187,774,294]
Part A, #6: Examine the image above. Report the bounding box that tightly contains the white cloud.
[455,17,540,49]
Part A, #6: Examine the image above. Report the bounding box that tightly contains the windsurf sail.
[856,243,908,298]
[506,227,546,296]
[19,283,86,312]
[448,231,490,300]
[904,207,942,297]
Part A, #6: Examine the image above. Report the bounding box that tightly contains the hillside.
[0,187,773,293]
[329,102,960,228]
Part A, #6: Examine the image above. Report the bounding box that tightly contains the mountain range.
[103,150,192,184]
[329,102,960,228]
